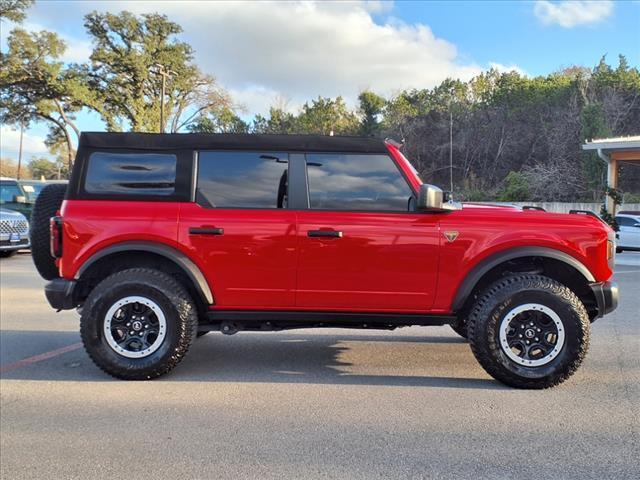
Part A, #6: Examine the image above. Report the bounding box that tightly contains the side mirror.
[416,184,461,212]
[12,195,27,204]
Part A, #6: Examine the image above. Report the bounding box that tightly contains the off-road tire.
[468,274,590,389]
[80,268,198,380]
[450,319,468,339]
[30,183,67,280]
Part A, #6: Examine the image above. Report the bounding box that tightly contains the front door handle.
[307,230,343,238]
[189,227,224,236]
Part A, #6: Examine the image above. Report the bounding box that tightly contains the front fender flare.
[451,246,595,312]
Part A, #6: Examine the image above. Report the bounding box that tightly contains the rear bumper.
[44,278,77,310]
[590,281,619,319]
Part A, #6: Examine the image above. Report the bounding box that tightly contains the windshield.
[0,182,23,204]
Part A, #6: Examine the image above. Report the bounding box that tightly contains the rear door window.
[196,151,288,209]
[84,152,177,196]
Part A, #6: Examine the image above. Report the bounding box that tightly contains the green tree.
[0,0,33,23]
[296,96,359,135]
[0,28,88,171]
[358,91,386,136]
[580,103,610,199]
[0,157,27,177]
[83,11,232,133]
[188,107,249,134]
[498,171,532,201]
[252,107,298,134]
[27,156,60,179]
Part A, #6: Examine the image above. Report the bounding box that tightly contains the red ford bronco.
[30,133,618,387]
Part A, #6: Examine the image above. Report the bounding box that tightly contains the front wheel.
[468,274,590,389]
[80,268,198,380]
[450,320,468,340]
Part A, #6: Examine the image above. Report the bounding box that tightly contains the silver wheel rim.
[499,303,565,367]
[103,296,167,359]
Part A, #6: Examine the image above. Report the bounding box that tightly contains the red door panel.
[178,204,298,308]
[296,211,440,311]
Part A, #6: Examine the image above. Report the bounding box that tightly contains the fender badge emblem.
[444,231,459,243]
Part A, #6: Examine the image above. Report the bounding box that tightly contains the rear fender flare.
[75,241,214,305]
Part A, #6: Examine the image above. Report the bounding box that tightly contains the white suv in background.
[615,213,640,252]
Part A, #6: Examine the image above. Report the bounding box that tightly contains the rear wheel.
[30,183,67,280]
[80,268,198,380]
[468,274,590,389]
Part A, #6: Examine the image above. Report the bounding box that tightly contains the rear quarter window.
[84,152,177,196]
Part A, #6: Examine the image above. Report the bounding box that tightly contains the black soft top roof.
[78,132,389,154]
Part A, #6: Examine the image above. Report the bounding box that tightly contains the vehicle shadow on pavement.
[1,330,504,390]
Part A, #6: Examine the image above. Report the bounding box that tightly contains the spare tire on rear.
[30,183,67,280]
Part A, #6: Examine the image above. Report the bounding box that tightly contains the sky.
[1,0,639,162]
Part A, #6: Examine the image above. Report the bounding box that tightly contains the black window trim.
[68,145,426,215]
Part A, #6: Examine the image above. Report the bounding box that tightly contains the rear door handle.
[307,230,343,238]
[189,227,224,236]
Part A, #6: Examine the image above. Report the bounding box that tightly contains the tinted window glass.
[85,152,176,196]
[616,216,635,227]
[306,154,413,211]
[197,151,288,208]
[0,181,23,203]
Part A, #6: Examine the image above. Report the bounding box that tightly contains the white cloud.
[61,39,92,64]
[533,1,613,28]
[363,0,395,14]
[138,1,481,110]
[28,1,482,114]
[229,85,300,118]
[0,125,49,159]
[489,62,528,76]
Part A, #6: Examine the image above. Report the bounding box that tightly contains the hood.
[0,208,28,221]
[462,202,522,211]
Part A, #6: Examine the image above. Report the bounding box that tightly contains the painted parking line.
[0,342,83,375]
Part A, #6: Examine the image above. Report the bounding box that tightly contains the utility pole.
[17,121,24,180]
[449,106,453,199]
[152,64,176,133]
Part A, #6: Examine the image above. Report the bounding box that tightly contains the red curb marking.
[0,342,83,375]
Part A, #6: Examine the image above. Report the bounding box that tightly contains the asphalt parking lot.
[1,253,638,479]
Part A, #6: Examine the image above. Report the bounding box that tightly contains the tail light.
[50,216,63,258]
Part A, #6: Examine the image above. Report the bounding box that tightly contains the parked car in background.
[19,179,68,203]
[0,208,30,257]
[615,213,640,252]
[0,177,33,218]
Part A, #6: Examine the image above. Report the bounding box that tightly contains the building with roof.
[582,136,640,214]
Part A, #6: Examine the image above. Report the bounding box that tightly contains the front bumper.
[44,278,77,310]
[590,281,619,319]
[0,239,30,251]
